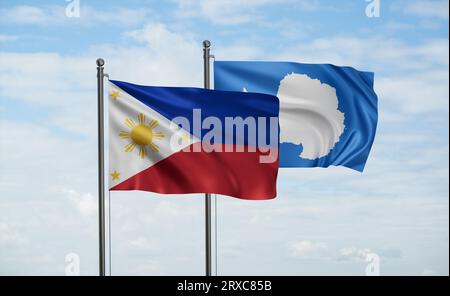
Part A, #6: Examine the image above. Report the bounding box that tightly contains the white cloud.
[377,247,402,259]
[175,0,270,25]
[0,5,48,24]
[338,247,372,261]
[0,4,151,26]
[0,120,94,185]
[107,193,204,275]
[290,240,328,258]
[108,22,202,86]
[401,0,449,20]
[125,22,195,54]
[383,21,420,32]
[128,236,160,251]
[81,6,151,26]
[422,268,436,276]
[0,34,18,42]
[272,37,449,116]
[0,22,203,137]
[175,0,319,25]
[294,0,321,11]
[0,223,29,247]
[274,37,449,73]
[216,181,448,274]
[132,259,163,275]
[0,52,92,105]
[376,71,449,114]
[212,42,264,60]
[63,189,97,217]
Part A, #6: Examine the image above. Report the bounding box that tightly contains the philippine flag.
[214,61,378,172]
[108,80,280,200]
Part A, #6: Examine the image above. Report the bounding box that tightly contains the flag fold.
[214,61,378,172]
[108,80,280,200]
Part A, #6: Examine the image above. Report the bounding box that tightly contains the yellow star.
[110,170,120,181]
[110,90,120,100]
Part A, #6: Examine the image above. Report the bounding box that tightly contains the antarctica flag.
[108,80,280,200]
[215,61,378,172]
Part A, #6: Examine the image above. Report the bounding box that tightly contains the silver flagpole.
[96,58,106,276]
[203,40,212,276]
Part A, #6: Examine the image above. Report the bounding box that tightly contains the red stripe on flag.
[110,143,278,200]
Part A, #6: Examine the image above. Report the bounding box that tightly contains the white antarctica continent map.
[276,73,345,160]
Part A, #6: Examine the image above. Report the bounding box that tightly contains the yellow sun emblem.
[119,113,165,159]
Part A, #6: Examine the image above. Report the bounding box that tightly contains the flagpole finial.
[203,40,211,48]
[96,58,105,67]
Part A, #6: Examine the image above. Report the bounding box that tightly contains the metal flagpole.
[96,58,106,276]
[203,40,213,276]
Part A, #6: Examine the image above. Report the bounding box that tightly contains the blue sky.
[0,0,448,275]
